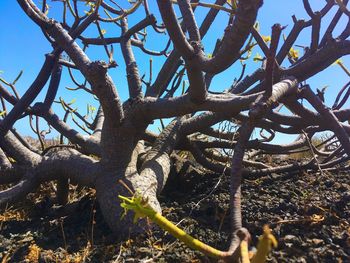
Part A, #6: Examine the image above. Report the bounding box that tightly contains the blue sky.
[0,0,349,143]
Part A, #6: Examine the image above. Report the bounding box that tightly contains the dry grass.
[24,243,40,263]
[0,182,98,263]
[39,241,93,263]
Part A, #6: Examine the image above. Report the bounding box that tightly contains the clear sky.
[1,0,349,143]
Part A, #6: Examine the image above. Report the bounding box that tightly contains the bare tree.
[1,0,350,260]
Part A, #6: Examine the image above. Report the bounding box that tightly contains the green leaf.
[254,21,260,31]
[262,35,271,43]
[0,77,10,86]
[181,80,186,95]
[12,70,23,85]
[68,98,76,105]
[118,193,150,224]
[332,59,343,66]
[44,3,49,15]
[160,119,165,130]
[289,47,299,60]
[253,53,263,62]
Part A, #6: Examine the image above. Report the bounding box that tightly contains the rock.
[284,234,297,241]
[338,183,349,191]
[324,179,334,187]
[311,238,324,245]
[340,191,350,202]
[296,258,307,263]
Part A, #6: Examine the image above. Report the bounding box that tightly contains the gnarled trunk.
[96,119,182,234]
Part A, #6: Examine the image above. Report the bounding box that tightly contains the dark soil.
[0,160,349,262]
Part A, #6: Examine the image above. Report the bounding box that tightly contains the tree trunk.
[96,120,181,234]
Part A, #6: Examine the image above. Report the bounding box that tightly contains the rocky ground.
[0,159,349,262]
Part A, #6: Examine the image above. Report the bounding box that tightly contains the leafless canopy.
[1,0,350,261]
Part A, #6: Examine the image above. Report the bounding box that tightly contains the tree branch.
[156,0,195,59]
[198,0,262,74]
[120,18,143,99]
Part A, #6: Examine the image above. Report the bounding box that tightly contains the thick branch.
[0,148,99,206]
[198,0,262,74]
[283,40,350,81]
[0,130,42,165]
[156,0,194,58]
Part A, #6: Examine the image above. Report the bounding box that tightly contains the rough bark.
[2,1,350,260]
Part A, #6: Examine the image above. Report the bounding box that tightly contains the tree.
[1,0,350,261]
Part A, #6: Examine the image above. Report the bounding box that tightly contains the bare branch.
[156,0,195,58]
[120,18,143,99]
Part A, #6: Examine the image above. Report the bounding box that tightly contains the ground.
[0,158,349,262]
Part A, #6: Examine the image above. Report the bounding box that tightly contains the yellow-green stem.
[119,194,228,258]
[118,194,277,262]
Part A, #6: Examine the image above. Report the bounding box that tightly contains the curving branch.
[0,130,42,166]
[197,0,262,74]
[120,18,143,99]
[0,148,98,206]
[5,1,350,261]
[156,0,195,59]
